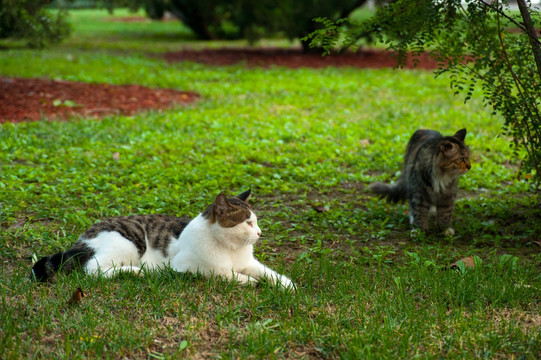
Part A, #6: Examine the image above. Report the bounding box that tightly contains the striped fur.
[370,129,471,235]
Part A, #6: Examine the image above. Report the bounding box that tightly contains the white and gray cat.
[31,189,295,290]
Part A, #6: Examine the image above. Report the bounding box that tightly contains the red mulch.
[1,48,438,124]
[163,48,438,69]
[0,77,199,124]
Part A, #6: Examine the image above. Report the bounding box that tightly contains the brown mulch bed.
[1,48,438,124]
[0,77,199,124]
[163,48,439,69]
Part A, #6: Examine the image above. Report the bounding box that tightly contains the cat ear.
[454,129,467,142]
[236,189,252,203]
[440,141,456,155]
[214,193,231,216]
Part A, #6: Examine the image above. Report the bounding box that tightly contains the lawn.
[0,8,539,360]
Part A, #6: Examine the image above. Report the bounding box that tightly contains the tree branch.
[515,0,541,81]
[477,0,541,46]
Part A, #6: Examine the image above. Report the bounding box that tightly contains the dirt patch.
[1,49,437,124]
[164,48,439,69]
[0,77,199,124]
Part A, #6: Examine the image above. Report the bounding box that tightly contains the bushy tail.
[31,247,92,283]
[370,181,407,203]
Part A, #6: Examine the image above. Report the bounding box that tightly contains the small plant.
[52,99,80,107]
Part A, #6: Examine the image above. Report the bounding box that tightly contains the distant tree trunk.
[339,0,368,18]
[168,1,215,40]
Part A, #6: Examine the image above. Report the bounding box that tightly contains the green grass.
[0,8,539,360]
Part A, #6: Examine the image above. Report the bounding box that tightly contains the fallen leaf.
[312,205,329,213]
[10,217,26,229]
[450,256,476,270]
[68,287,84,306]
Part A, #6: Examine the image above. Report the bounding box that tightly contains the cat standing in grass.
[370,129,471,236]
[31,189,295,290]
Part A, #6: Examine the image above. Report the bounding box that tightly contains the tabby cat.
[31,189,295,290]
[370,129,471,236]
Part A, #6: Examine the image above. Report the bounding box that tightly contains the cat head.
[437,128,472,174]
[202,189,262,249]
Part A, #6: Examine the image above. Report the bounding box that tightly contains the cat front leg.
[436,197,455,236]
[173,262,258,285]
[220,270,258,285]
[242,260,296,291]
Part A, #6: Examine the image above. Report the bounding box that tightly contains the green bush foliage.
[307,0,541,187]
[0,0,71,48]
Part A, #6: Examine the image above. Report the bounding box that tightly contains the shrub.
[0,0,71,48]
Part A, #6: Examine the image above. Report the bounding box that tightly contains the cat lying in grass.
[31,189,295,291]
[371,129,471,236]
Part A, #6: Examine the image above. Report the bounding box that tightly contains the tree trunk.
[167,2,215,40]
[516,0,541,80]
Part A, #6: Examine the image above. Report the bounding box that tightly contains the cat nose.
[257,230,261,237]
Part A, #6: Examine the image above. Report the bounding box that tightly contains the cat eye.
[246,220,253,227]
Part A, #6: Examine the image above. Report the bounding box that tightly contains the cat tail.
[31,245,93,283]
[370,180,407,203]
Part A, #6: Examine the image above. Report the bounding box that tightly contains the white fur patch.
[432,173,455,193]
[82,231,167,277]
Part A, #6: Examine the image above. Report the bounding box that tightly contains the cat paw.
[239,275,258,286]
[444,227,455,236]
[280,278,296,292]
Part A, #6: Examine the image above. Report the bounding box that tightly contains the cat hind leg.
[409,196,430,238]
[81,231,141,277]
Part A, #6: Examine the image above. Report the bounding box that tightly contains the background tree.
[123,0,366,51]
[0,0,71,48]
[307,0,541,187]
